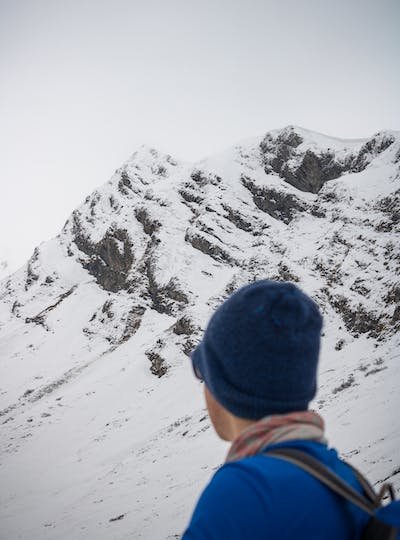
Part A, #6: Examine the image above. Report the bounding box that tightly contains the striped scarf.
[226,410,327,463]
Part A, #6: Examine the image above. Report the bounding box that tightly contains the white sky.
[1,0,399,274]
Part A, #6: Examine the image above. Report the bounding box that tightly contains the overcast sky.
[1,0,399,274]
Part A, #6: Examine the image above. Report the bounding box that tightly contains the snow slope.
[0,126,399,539]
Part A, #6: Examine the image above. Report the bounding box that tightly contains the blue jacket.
[183,440,375,539]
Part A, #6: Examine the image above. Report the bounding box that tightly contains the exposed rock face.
[375,190,400,233]
[25,286,77,329]
[134,207,161,236]
[326,292,388,339]
[259,127,397,194]
[119,170,134,193]
[119,305,146,344]
[286,150,346,193]
[221,203,253,232]
[190,169,221,187]
[25,248,40,290]
[184,230,234,264]
[260,129,348,193]
[352,133,395,172]
[146,351,168,377]
[138,251,189,316]
[241,175,306,223]
[172,316,195,336]
[73,215,134,293]
[178,188,204,205]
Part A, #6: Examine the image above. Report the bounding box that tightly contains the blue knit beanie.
[191,280,323,419]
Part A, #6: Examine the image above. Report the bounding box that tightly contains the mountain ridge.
[0,125,399,539]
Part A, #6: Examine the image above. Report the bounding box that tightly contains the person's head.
[191,280,323,440]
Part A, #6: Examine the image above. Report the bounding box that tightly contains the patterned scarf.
[226,410,327,463]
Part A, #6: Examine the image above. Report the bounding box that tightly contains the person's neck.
[228,415,257,441]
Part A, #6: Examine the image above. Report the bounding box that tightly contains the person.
[182,279,372,539]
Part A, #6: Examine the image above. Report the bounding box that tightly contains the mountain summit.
[0,126,399,539]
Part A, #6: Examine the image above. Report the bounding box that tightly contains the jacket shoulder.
[182,462,274,539]
[183,441,368,539]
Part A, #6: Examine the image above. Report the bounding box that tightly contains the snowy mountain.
[0,125,399,539]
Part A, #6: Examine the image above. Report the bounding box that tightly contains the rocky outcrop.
[190,169,222,187]
[118,170,134,194]
[178,189,204,205]
[184,230,234,264]
[134,207,162,236]
[25,286,77,329]
[260,129,347,193]
[324,291,389,339]
[259,128,397,194]
[25,248,40,290]
[284,150,346,193]
[221,204,253,232]
[351,133,395,172]
[118,305,146,344]
[172,315,195,336]
[145,337,169,377]
[241,176,306,224]
[146,350,167,377]
[374,190,400,233]
[73,214,134,292]
[140,254,188,315]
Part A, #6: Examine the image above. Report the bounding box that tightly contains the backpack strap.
[265,447,378,515]
[345,461,396,505]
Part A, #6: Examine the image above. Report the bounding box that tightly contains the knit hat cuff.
[192,344,316,420]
